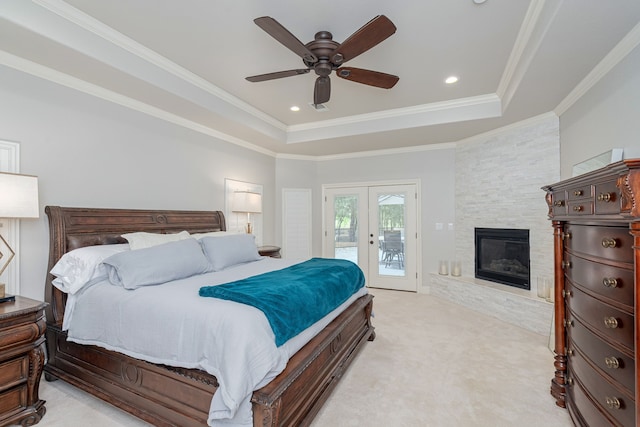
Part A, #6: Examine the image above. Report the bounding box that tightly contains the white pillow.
[121,230,190,250]
[199,234,261,271]
[190,230,241,240]
[50,244,130,294]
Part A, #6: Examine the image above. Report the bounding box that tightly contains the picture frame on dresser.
[543,159,640,427]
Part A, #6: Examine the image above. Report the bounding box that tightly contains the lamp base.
[0,294,15,304]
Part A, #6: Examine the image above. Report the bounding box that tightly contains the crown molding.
[554,20,640,116]
[285,94,502,144]
[33,0,288,133]
[0,51,277,157]
[497,0,562,112]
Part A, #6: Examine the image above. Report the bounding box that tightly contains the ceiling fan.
[246,15,399,105]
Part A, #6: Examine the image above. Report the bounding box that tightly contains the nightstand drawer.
[0,319,45,352]
[0,384,27,417]
[0,355,28,393]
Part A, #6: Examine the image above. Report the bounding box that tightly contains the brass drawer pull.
[564,319,574,328]
[562,289,572,298]
[561,260,571,269]
[567,348,574,356]
[554,200,565,207]
[573,205,583,212]
[561,231,571,240]
[603,277,619,288]
[566,377,573,386]
[601,238,618,248]
[597,192,613,202]
[605,396,621,410]
[604,356,620,369]
[573,190,583,196]
[604,317,619,329]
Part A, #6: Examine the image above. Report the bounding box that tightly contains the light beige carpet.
[37,289,572,426]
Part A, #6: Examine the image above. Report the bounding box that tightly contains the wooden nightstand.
[258,245,281,258]
[0,296,47,427]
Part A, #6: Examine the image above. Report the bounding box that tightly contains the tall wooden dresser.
[543,159,640,427]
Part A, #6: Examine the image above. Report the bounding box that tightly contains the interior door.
[324,184,417,292]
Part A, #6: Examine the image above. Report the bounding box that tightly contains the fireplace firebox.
[474,228,530,290]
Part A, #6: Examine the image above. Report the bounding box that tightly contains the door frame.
[322,179,422,291]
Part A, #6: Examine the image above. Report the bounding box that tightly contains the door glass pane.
[334,195,358,263]
[378,193,405,276]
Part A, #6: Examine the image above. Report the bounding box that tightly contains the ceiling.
[1,0,640,158]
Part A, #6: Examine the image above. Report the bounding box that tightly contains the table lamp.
[0,172,39,299]
[231,191,262,234]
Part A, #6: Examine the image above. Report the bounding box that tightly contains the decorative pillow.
[103,238,211,289]
[50,244,130,294]
[121,230,190,250]
[200,234,261,271]
[190,231,242,239]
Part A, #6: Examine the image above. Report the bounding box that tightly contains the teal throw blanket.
[199,258,365,346]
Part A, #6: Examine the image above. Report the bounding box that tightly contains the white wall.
[0,66,275,300]
[560,44,640,179]
[282,147,457,283]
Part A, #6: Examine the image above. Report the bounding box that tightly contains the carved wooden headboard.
[44,206,226,326]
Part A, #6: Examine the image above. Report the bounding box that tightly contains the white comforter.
[63,257,367,426]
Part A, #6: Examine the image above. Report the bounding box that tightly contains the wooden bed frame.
[43,206,375,427]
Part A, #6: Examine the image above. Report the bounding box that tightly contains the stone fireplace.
[428,114,559,335]
[474,228,530,290]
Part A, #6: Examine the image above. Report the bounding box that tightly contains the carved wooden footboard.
[43,206,375,426]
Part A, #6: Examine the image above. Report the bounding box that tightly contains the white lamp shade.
[232,191,262,213]
[0,172,40,218]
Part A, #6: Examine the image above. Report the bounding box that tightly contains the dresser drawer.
[570,348,635,427]
[568,317,634,393]
[0,355,28,393]
[567,200,594,215]
[564,224,633,263]
[567,284,633,352]
[565,254,634,309]
[552,190,568,215]
[568,185,593,201]
[594,180,620,215]
[568,376,621,427]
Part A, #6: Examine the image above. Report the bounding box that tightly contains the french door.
[324,183,418,292]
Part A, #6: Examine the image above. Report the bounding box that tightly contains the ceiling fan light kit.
[246,15,399,105]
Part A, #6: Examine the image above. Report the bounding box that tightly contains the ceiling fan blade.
[314,76,331,105]
[331,15,396,64]
[246,69,310,82]
[336,67,399,89]
[254,17,318,63]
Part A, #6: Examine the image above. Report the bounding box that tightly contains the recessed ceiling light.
[445,76,459,84]
[473,0,487,4]
[290,105,300,112]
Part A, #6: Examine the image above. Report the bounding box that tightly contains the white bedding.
[63,256,368,426]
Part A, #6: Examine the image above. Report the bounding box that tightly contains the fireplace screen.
[475,228,530,290]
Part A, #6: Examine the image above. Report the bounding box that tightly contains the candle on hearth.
[438,260,449,275]
[451,260,461,276]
